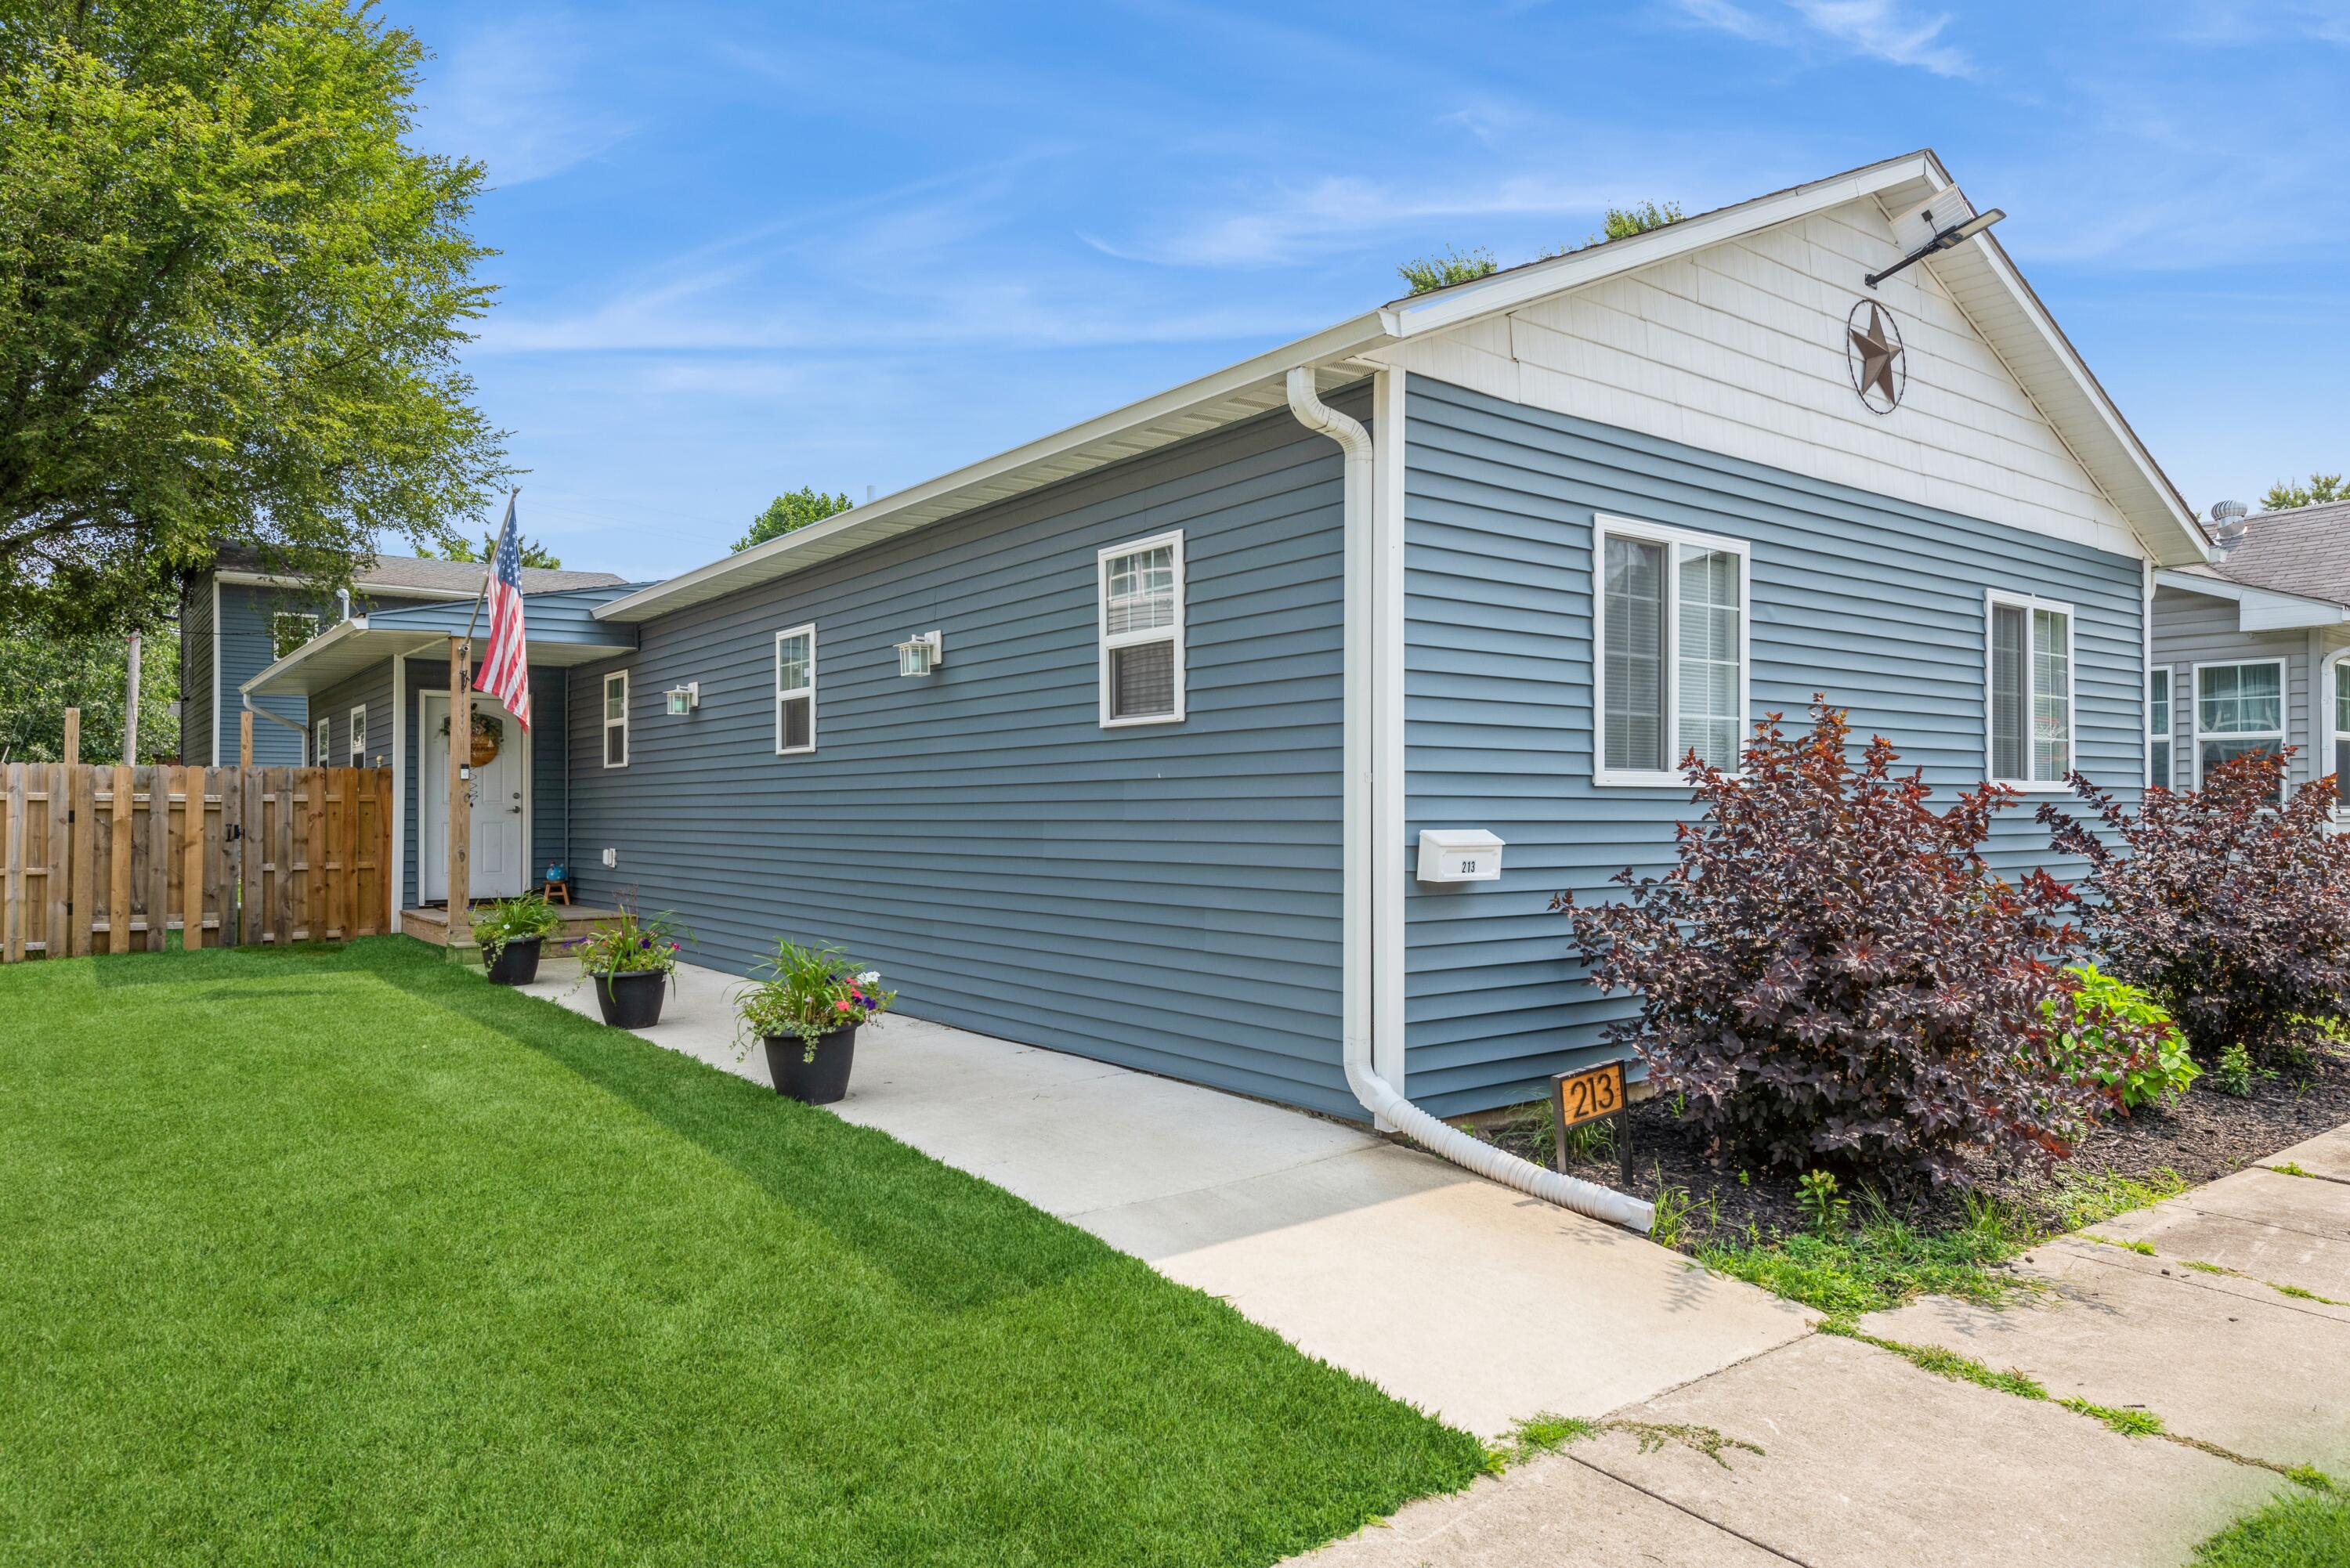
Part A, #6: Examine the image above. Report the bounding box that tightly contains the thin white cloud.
[413,13,634,186]
[1668,0,1973,76]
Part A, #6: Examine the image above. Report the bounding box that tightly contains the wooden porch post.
[239,710,254,768]
[446,636,471,920]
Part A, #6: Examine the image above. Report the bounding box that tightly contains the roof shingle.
[2207,499,2350,609]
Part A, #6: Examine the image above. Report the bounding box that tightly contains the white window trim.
[1097,529,1187,728]
[2326,649,2350,789]
[2146,667,2171,792]
[349,704,367,768]
[314,716,331,768]
[1983,589,2078,793]
[775,624,817,756]
[602,670,629,769]
[274,612,320,661]
[2191,656,2287,789]
[1589,515,1752,789]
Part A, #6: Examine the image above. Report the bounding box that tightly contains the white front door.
[420,690,530,902]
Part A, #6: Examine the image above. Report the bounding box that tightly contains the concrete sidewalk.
[516,957,1810,1437]
[1301,1123,2350,1567]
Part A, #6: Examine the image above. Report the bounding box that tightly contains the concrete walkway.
[1299,1122,2350,1568]
[516,957,1810,1437]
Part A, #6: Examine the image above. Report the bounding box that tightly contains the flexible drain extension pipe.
[1285,366,1655,1234]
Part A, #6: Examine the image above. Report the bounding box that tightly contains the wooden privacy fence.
[0,765,393,963]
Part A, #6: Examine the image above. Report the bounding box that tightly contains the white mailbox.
[1417,828,1504,884]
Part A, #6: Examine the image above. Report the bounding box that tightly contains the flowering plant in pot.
[567,906,689,1028]
[733,939,895,1104]
[470,891,563,985]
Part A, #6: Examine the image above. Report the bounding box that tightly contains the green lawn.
[0,939,1481,1566]
[2194,1489,2350,1566]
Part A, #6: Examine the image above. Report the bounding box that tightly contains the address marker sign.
[1550,1060,1635,1187]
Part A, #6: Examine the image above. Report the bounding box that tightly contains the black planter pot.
[764,1025,859,1104]
[594,970,669,1028]
[483,935,543,986]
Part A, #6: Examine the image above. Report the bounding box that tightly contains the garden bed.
[1478,1038,2350,1252]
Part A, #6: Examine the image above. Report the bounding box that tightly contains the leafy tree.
[1396,246,1498,296]
[418,533,562,569]
[2259,473,2345,511]
[0,0,508,639]
[0,627,178,763]
[734,487,854,551]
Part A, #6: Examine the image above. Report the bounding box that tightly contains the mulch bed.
[1479,1040,2350,1249]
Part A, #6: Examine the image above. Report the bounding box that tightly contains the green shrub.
[2212,1040,2254,1097]
[2042,963,2199,1112]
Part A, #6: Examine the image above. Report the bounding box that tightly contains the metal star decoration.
[1846,300,1904,411]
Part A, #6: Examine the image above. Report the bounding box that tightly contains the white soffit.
[2154,568,2350,630]
[598,150,2206,623]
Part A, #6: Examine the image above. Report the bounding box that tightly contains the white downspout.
[1285,366,1654,1233]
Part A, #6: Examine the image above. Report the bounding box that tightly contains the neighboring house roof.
[209,545,625,598]
[596,147,2209,627]
[2200,499,2350,609]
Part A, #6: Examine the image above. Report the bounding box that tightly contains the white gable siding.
[1365,198,2146,563]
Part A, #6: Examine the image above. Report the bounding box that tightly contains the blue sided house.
[242,151,2211,1129]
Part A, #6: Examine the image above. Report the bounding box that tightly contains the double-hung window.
[273,612,320,660]
[349,705,367,768]
[2194,659,2283,790]
[2335,661,2350,786]
[1592,516,1749,785]
[602,671,629,768]
[2148,669,2171,790]
[1986,591,2073,788]
[775,626,815,754]
[1099,531,1184,726]
[314,716,331,767]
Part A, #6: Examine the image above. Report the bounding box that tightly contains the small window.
[2148,669,2171,790]
[273,612,320,660]
[1987,592,2073,788]
[775,626,815,754]
[2195,659,2284,791]
[349,705,367,768]
[1099,532,1184,726]
[602,671,629,768]
[1593,516,1749,785]
[314,716,331,767]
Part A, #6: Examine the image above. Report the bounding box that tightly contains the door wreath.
[439,709,505,766]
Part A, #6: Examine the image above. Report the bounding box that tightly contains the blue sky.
[394,0,2350,580]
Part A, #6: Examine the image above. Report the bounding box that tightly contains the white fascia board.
[1379,153,1937,339]
[238,616,368,696]
[595,311,1394,623]
[215,569,480,602]
[2154,568,2349,630]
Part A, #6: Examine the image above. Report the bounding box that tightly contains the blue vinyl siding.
[562,403,1354,1115]
[219,583,309,764]
[1401,375,2148,1116]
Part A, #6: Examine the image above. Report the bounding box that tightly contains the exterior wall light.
[664,681,700,715]
[895,630,943,677]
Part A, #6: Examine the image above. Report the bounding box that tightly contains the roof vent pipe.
[1284,365,1654,1234]
[337,587,352,623]
[2210,500,2250,557]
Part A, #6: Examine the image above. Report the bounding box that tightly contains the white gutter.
[1284,366,1654,1234]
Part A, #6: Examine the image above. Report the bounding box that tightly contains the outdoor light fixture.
[895,630,944,677]
[1864,186,2005,290]
[664,681,700,716]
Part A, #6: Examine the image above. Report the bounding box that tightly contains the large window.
[1099,531,1184,726]
[602,671,629,768]
[2195,659,2283,788]
[1592,516,1748,785]
[2148,669,2171,790]
[775,626,815,754]
[349,705,367,768]
[1987,592,2073,788]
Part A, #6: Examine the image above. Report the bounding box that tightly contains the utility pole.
[121,630,142,763]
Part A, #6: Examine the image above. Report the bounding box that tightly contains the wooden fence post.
[447,638,471,921]
[109,763,132,954]
[182,764,204,950]
[240,710,253,769]
[63,709,79,768]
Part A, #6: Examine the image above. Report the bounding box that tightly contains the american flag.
[472,496,532,729]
